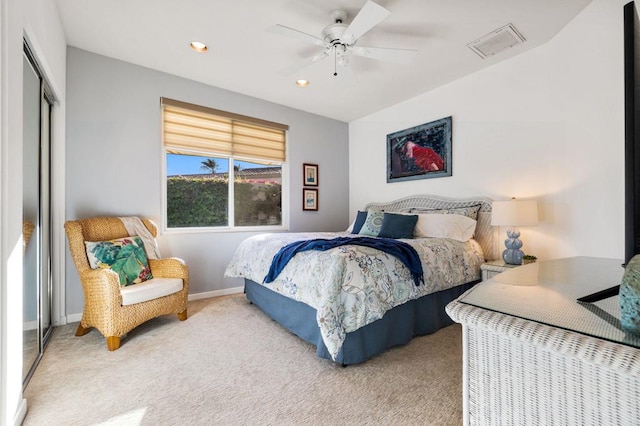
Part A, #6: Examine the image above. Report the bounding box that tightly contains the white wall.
[64,47,349,316]
[0,1,25,422]
[0,0,66,424]
[349,0,625,262]
[23,0,68,330]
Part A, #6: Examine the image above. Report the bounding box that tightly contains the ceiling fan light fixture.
[295,79,310,87]
[189,41,208,53]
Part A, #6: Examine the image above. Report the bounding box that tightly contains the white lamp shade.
[491,200,539,227]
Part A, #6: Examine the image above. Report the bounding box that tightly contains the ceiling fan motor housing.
[322,22,349,45]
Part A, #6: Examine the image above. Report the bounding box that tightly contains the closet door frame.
[22,40,54,388]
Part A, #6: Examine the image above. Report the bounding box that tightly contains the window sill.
[161,224,288,235]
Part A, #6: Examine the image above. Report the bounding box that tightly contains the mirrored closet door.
[23,41,54,386]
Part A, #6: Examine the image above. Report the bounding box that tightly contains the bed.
[225,194,498,365]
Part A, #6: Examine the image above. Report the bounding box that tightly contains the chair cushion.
[120,277,183,306]
[85,236,153,286]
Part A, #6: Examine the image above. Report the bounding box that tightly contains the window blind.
[161,98,287,163]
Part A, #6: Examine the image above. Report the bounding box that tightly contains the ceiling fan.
[268,0,417,77]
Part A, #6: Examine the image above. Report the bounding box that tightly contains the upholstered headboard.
[362,194,499,261]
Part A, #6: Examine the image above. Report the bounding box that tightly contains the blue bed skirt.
[244,279,479,365]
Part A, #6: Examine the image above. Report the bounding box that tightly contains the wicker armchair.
[65,217,188,350]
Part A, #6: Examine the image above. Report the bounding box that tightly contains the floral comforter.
[224,232,484,360]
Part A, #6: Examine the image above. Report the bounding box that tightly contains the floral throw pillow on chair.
[85,236,153,286]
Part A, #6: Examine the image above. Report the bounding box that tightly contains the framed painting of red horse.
[387,116,452,183]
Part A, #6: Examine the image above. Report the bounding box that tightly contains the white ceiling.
[54,0,592,122]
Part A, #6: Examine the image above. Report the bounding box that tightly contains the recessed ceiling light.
[189,41,208,53]
[295,79,309,87]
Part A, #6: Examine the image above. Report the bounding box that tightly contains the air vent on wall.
[467,23,525,59]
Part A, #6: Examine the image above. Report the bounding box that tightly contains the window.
[162,98,288,230]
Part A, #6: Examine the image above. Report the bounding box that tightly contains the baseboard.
[13,398,27,426]
[65,286,244,323]
[66,312,82,323]
[188,286,243,301]
[23,320,38,331]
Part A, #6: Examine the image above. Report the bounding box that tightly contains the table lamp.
[491,199,539,265]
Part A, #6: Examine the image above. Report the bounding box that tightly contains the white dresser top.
[460,256,640,349]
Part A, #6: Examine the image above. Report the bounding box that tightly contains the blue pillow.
[351,211,368,234]
[377,213,418,239]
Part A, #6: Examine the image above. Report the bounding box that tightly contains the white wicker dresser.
[446,257,640,426]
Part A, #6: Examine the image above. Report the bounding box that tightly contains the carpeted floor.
[23,294,463,425]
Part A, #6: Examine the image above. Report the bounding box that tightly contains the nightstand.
[481,259,521,280]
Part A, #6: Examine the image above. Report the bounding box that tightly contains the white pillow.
[414,213,477,242]
[346,220,355,233]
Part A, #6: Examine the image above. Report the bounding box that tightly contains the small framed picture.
[303,163,319,186]
[303,188,318,211]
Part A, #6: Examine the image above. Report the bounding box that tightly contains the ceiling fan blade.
[337,62,358,85]
[351,46,417,65]
[267,24,327,47]
[342,0,391,44]
[279,51,329,76]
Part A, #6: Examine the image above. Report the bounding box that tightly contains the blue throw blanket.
[264,237,424,287]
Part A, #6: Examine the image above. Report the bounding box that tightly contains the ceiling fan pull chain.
[334,47,338,77]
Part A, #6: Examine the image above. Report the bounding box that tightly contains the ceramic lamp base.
[503,249,523,265]
[502,227,524,265]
